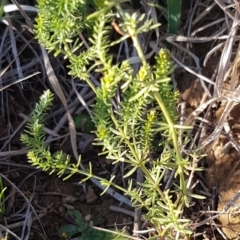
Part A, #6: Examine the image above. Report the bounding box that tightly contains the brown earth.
[206,102,240,240]
[178,52,240,239]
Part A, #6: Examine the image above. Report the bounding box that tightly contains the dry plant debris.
[179,0,240,239]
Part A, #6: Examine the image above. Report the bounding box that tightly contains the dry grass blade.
[214,11,239,97]
[20,195,32,240]
[201,53,240,151]
[171,54,214,93]
[184,97,222,126]
[199,8,240,150]
[192,2,217,27]
[0,173,46,238]
[7,1,33,29]
[163,35,240,42]
[0,224,21,240]
[71,79,92,117]
[0,72,40,92]
[203,42,224,66]
[41,47,78,160]
[215,0,235,19]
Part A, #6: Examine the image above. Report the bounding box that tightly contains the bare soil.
[0,125,129,239]
[177,48,240,239]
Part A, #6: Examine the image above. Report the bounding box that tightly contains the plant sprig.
[21,0,203,238]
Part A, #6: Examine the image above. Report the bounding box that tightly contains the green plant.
[74,114,95,134]
[0,179,6,215]
[0,177,8,240]
[21,0,202,239]
[58,209,129,239]
[0,0,6,19]
[167,0,182,34]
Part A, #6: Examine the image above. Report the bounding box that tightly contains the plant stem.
[67,166,151,211]
[153,91,187,200]
[130,26,188,204]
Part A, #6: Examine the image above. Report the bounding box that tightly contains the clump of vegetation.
[58,209,129,239]
[21,0,203,239]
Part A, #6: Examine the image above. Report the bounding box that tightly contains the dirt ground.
[0,123,129,239]
[178,49,240,239]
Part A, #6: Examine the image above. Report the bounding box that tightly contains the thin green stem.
[127,33,188,203]
[130,25,187,203]
[153,91,187,198]
[84,77,97,95]
[66,166,151,211]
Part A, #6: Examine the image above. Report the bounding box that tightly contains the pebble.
[85,214,92,222]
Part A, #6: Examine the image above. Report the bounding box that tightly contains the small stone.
[58,206,66,217]
[85,214,92,222]
[85,186,98,203]
[65,195,78,204]
[123,218,127,224]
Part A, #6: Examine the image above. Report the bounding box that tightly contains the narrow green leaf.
[123,166,138,178]
[167,0,181,34]
[58,224,82,237]
[188,193,206,200]
[65,209,85,226]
